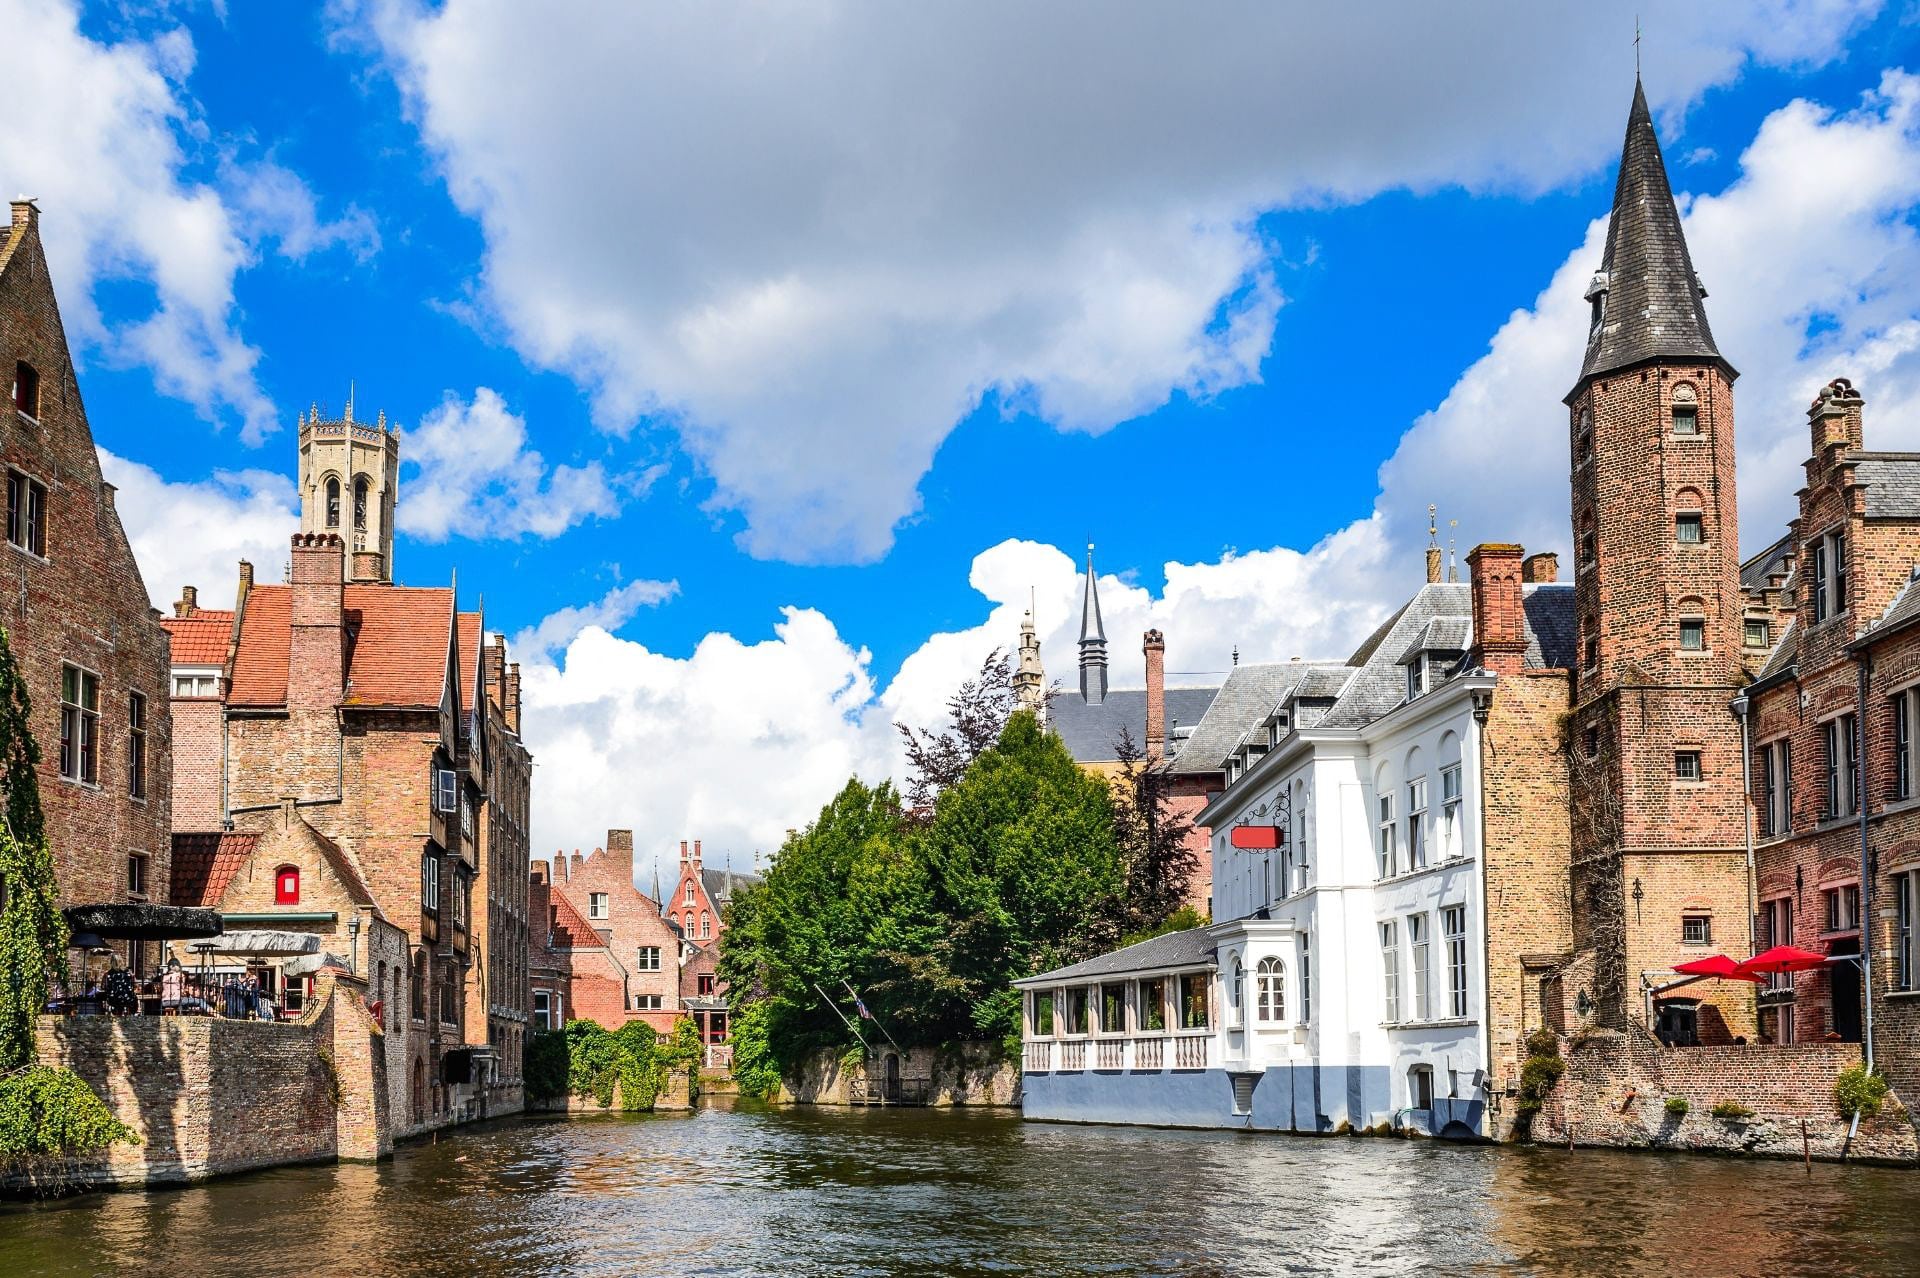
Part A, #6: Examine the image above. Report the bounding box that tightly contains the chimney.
[570,849,585,878]
[174,585,199,619]
[607,829,634,883]
[552,853,567,884]
[506,662,522,734]
[100,481,115,510]
[679,840,689,863]
[530,860,549,885]
[1521,552,1558,584]
[1810,378,1865,456]
[693,839,703,865]
[1425,504,1442,583]
[483,636,506,706]
[287,533,346,709]
[10,199,36,232]
[1143,630,1166,763]
[1427,544,1443,584]
[1467,544,1528,676]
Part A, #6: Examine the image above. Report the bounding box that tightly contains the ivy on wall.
[0,625,63,1072]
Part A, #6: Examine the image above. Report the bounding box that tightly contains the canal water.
[3,1099,1917,1277]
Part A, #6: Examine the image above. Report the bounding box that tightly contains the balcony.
[1022,1034,1212,1073]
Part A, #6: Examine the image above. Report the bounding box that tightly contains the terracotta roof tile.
[161,611,234,667]
[170,832,260,907]
[547,890,607,951]
[229,584,454,709]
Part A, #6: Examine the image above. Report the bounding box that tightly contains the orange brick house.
[0,200,173,973]
[544,831,681,1032]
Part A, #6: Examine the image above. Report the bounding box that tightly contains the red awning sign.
[1229,825,1285,850]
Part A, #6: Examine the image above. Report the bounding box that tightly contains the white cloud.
[521,609,896,884]
[397,387,620,541]
[510,577,680,660]
[352,0,1879,562]
[224,159,380,263]
[520,66,1920,867]
[0,0,363,443]
[99,448,297,610]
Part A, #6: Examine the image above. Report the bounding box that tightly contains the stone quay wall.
[526,1068,695,1114]
[1531,1027,1917,1164]
[6,973,390,1194]
[781,1043,1020,1108]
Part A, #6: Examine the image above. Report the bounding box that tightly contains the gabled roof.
[1741,533,1795,593]
[170,832,261,907]
[1018,926,1217,985]
[1576,80,1726,388]
[1048,685,1221,764]
[161,611,234,666]
[1396,617,1471,665]
[701,866,761,905]
[546,887,607,951]
[228,584,457,709]
[1169,661,1350,776]
[1754,619,1799,684]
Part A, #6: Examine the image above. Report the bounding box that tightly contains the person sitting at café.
[160,959,208,1016]
[102,963,137,1016]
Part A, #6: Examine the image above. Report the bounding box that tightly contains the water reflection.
[2,1100,1915,1277]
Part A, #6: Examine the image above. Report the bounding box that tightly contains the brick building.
[663,839,759,1055]
[529,861,631,1030]
[165,406,534,1136]
[0,200,173,972]
[543,831,681,1031]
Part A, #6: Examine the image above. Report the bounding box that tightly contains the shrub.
[729,1000,783,1100]
[1663,1096,1689,1117]
[525,1029,569,1102]
[1513,1032,1566,1120]
[0,1067,136,1156]
[1523,1027,1560,1058]
[1835,1065,1891,1120]
[1709,1099,1755,1121]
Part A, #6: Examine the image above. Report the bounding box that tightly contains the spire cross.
[1635,15,1641,78]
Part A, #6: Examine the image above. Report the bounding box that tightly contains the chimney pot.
[1521,552,1559,584]
[1143,630,1167,763]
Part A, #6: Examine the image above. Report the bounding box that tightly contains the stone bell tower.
[297,390,400,583]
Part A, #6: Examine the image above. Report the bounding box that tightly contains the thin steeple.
[1575,79,1728,392]
[1078,542,1108,705]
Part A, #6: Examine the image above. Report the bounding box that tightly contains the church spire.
[1574,79,1728,394]
[1078,543,1108,705]
[1013,588,1046,716]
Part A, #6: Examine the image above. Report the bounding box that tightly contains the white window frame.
[1897,873,1917,992]
[1406,777,1428,871]
[1759,739,1792,836]
[1442,905,1468,1018]
[1811,528,1848,623]
[1409,912,1431,1020]
[1376,793,1396,879]
[1299,932,1311,1023]
[7,467,47,559]
[1825,714,1859,820]
[637,945,661,972]
[588,892,609,920]
[1896,690,1917,803]
[58,663,99,785]
[1380,921,1401,1023]
[1255,956,1285,1024]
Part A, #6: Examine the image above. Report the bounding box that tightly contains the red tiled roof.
[161,611,234,666]
[228,584,454,709]
[455,610,481,719]
[170,832,260,907]
[548,889,607,951]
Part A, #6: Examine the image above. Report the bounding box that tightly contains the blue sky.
[9,1,1920,867]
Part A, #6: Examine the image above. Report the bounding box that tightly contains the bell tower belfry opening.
[297,393,400,584]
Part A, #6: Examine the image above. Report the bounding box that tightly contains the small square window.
[127,852,149,899]
[1672,405,1699,435]
[1675,751,1702,782]
[1682,914,1712,946]
[1744,619,1770,649]
[12,361,39,418]
[1675,513,1703,544]
[1679,619,1706,651]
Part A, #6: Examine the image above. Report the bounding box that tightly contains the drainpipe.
[1855,652,1877,1073]
[1469,683,1496,1125]
[1730,694,1756,1022]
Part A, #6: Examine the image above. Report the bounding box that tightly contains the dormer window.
[1407,659,1426,701]
[1671,383,1699,435]
[1584,271,1610,334]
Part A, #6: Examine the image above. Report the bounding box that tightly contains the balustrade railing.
[1059,1040,1087,1071]
[1023,1040,1054,1072]
[1022,1033,1209,1072]
[1095,1039,1125,1070]
[1132,1037,1165,1070]
[1173,1034,1210,1070]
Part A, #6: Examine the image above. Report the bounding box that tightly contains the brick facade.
[0,201,173,972]
[546,832,681,1030]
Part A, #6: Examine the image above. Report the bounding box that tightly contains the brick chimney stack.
[570,849,585,878]
[1467,543,1528,676]
[287,533,346,709]
[530,860,549,885]
[10,199,36,232]
[607,828,634,883]
[174,584,199,618]
[1809,378,1865,457]
[505,662,521,734]
[692,839,703,866]
[1521,552,1558,584]
[1143,630,1166,763]
[679,840,689,863]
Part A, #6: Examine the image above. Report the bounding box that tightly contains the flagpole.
[843,979,904,1054]
[811,980,870,1055]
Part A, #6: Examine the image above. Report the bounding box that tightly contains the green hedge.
[0,1067,136,1157]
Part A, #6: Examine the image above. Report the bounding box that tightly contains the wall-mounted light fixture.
[1631,876,1644,923]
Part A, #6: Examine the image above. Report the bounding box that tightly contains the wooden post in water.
[1802,1119,1811,1173]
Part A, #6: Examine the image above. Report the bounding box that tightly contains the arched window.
[700,910,711,938]
[353,475,370,530]
[274,864,300,905]
[1256,957,1285,1022]
[1231,957,1244,1013]
[685,880,696,904]
[324,476,341,528]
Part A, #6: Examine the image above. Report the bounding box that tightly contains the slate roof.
[1396,617,1471,665]
[1048,685,1221,764]
[161,611,233,666]
[1170,662,1347,776]
[1853,456,1920,519]
[1741,533,1795,593]
[1755,620,1798,684]
[702,866,762,905]
[1019,926,1218,985]
[1576,80,1725,388]
[229,584,454,709]
[169,832,261,908]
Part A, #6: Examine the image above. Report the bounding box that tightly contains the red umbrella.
[1673,954,1762,982]
[1733,945,1830,978]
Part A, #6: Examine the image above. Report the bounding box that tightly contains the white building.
[1019,573,1573,1137]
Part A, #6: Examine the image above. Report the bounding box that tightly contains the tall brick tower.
[298,393,400,583]
[1564,80,1752,1030]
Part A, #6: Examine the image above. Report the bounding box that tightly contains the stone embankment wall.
[526,1069,695,1114]
[5,973,389,1194]
[1531,1027,1917,1164]
[780,1043,1020,1107]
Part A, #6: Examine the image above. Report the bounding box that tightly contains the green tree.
[1107,725,1201,934]
[0,625,62,1070]
[894,649,1017,811]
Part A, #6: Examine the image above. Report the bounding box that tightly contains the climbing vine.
[0,625,63,1071]
[0,1066,134,1157]
[563,1017,703,1111]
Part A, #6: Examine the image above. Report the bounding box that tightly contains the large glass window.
[1376,793,1396,878]
[127,691,147,800]
[421,851,441,912]
[1441,765,1462,859]
[1897,874,1916,993]
[7,470,46,557]
[1443,905,1468,1018]
[58,665,98,784]
[1178,973,1210,1030]
[1758,739,1792,836]
[1812,529,1848,622]
[1380,921,1401,1023]
[1825,715,1859,819]
[1100,983,1127,1035]
[1406,778,1428,871]
[1896,690,1916,802]
[1409,913,1431,1020]
[1256,957,1285,1023]
[1139,977,1167,1032]
[636,946,661,971]
[1032,990,1055,1036]
[1066,986,1090,1035]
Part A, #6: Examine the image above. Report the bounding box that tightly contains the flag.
[855,997,873,1020]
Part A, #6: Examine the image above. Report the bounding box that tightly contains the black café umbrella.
[62,904,221,942]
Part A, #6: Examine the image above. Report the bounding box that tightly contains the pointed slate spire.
[1078,542,1108,705]
[1575,79,1729,391]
